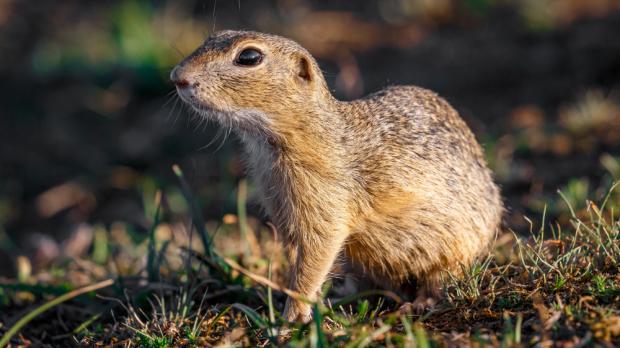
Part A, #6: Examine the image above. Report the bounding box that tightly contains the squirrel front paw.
[283,299,313,323]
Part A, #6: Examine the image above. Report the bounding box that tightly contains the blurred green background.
[1,0,619,275]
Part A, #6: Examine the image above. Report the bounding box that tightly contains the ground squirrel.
[171,30,503,323]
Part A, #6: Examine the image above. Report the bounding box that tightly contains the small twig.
[219,256,309,303]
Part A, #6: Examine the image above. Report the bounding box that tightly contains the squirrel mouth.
[175,87,275,141]
[175,88,220,114]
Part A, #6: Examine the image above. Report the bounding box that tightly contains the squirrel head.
[171,30,334,141]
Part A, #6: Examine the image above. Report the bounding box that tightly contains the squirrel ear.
[297,55,312,82]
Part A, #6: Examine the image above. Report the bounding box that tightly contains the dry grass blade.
[220,255,308,302]
[0,279,115,347]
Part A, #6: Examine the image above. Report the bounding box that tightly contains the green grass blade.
[207,305,232,331]
[147,190,163,282]
[332,289,402,308]
[312,302,328,348]
[237,179,250,258]
[413,323,430,348]
[172,164,213,257]
[72,312,103,335]
[232,303,268,329]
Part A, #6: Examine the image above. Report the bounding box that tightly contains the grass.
[0,176,619,347]
[0,279,114,347]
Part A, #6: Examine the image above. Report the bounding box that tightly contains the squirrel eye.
[235,48,263,66]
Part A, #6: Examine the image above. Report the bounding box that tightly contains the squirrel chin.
[191,104,278,145]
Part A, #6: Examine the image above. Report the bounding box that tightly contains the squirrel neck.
[240,94,352,181]
[280,97,348,173]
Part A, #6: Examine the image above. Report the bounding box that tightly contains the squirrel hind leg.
[399,272,443,314]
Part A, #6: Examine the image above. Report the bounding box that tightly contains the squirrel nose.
[170,66,190,88]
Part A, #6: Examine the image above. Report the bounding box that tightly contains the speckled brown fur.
[171,30,503,322]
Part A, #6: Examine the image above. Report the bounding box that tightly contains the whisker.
[169,43,185,59]
[211,0,218,33]
[213,116,230,152]
[170,96,182,126]
[155,66,177,72]
[185,103,196,128]
[162,90,179,108]
[198,127,224,151]
[192,108,205,132]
